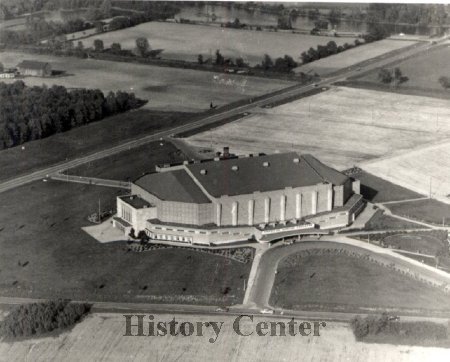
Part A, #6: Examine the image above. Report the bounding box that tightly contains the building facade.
[17,60,52,77]
[113,152,364,245]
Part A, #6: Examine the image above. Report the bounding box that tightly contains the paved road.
[0,40,438,195]
[50,173,131,189]
[1,296,448,324]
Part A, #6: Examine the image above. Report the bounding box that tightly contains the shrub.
[351,314,448,343]
[439,76,450,89]
[0,300,91,339]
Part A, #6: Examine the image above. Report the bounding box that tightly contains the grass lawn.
[79,21,356,66]
[364,209,424,231]
[0,51,294,113]
[357,170,423,203]
[386,199,450,226]
[270,253,450,311]
[350,45,450,98]
[295,39,417,75]
[384,233,445,255]
[0,109,195,183]
[0,180,251,305]
[68,141,187,181]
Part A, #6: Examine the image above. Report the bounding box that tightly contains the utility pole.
[429,177,432,199]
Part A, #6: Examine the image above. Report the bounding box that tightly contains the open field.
[295,39,417,75]
[184,86,450,170]
[364,210,424,231]
[361,140,450,201]
[356,170,423,203]
[79,21,356,66]
[0,109,194,182]
[2,312,449,361]
[0,180,251,304]
[386,199,450,226]
[270,253,450,311]
[384,233,445,256]
[352,45,450,96]
[68,140,186,181]
[0,51,293,112]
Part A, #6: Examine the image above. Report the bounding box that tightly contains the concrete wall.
[214,183,333,227]
[352,179,361,195]
[146,222,255,245]
[116,197,157,232]
[306,211,349,229]
[131,184,214,226]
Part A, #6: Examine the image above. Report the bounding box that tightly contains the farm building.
[113,151,364,245]
[0,70,16,79]
[17,60,52,77]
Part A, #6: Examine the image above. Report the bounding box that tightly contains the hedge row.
[0,300,91,340]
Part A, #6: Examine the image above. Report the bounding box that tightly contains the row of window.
[152,233,193,243]
[121,206,132,223]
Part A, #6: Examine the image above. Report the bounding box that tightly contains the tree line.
[300,39,363,64]
[0,81,145,149]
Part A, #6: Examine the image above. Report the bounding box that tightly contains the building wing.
[134,169,211,204]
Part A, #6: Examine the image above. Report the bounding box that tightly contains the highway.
[0,39,439,195]
[1,296,449,324]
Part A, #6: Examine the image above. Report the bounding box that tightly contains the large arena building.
[113,151,364,245]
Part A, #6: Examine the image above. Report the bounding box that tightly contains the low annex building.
[113,151,364,245]
[17,60,52,77]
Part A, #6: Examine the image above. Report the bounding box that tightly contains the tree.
[111,42,121,54]
[439,76,450,89]
[100,0,112,18]
[261,54,273,70]
[0,62,3,72]
[326,40,338,54]
[215,49,225,65]
[378,68,393,84]
[76,41,84,50]
[307,47,319,61]
[134,37,150,57]
[93,39,104,52]
[235,57,246,68]
[109,16,131,31]
[95,21,104,33]
[197,54,204,64]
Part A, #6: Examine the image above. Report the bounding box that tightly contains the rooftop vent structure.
[263,161,270,167]
[293,158,300,163]
[231,165,239,171]
[200,169,207,175]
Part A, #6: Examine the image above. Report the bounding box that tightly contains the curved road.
[246,238,450,310]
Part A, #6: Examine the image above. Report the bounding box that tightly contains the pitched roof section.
[186,153,349,198]
[301,154,349,186]
[17,60,50,70]
[134,169,211,204]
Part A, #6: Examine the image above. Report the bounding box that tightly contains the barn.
[17,60,52,77]
[113,151,364,245]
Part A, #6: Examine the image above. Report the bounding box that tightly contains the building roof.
[186,153,349,198]
[119,195,152,209]
[134,169,211,204]
[17,60,50,70]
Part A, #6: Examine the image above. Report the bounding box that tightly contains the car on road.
[260,308,274,315]
[313,83,319,87]
[215,307,229,312]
